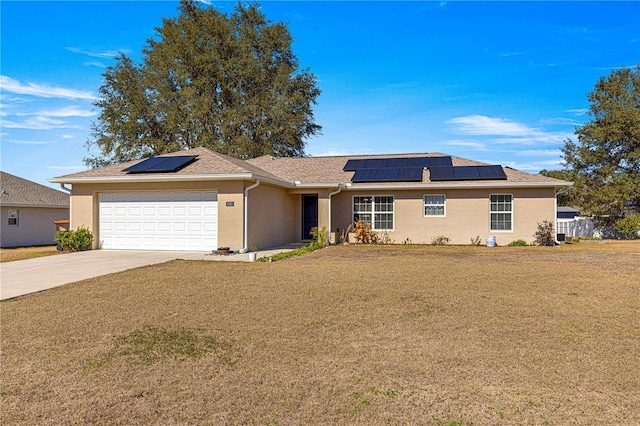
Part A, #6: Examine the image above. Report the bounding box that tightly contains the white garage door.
[99,192,218,251]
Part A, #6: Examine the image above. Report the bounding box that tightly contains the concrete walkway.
[0,243,306,300]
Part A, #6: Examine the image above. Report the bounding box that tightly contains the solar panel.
[453,166,481,180]
[123,155,198,174]
[351,168,378,182]
[375,167,400,181]
[385,158,409,168]
[397,167,424,181]
[428,156,453,167]
[477,165,507,179]
[364,159,388,169]
[429,166,455,181]
[343,159,367,171]
[407,157,430,168]
[122,157,169,173]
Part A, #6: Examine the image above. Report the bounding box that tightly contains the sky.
[1,1,639,190]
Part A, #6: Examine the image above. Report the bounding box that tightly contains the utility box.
[53,219,70,232]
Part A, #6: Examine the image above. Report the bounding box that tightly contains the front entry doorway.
[302,194,318,240]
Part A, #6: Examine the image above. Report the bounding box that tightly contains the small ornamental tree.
[534,220,555,246]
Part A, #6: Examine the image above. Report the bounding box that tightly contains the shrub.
[470,235,481,246]
[353,220,378,244]
[54,226,94,251]
[431,235,450,246]
[614,214,640,239]
[310,226,329,248]
[533,220,555,246]
[508,239,528,246]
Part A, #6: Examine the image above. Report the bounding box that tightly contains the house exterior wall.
[331,187,556,246]
[1,206,69,247]
[70,181,245,250]
[247,183,297,250]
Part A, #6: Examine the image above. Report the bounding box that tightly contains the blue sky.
[1,1,639,189]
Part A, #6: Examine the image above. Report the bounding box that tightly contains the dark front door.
[302,194,318,240]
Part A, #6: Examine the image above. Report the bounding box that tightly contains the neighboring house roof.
[1,171,70,208]
[50,147,571,189]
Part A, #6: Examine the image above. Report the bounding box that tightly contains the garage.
[98,191,218,251]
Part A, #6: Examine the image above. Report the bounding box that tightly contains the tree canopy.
[85,0,321,168]
[561,65,640,222]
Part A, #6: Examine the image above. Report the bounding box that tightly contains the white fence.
[556,217,596,238]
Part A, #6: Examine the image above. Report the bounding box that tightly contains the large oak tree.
[85,0,321,167]
[562,65,640,222]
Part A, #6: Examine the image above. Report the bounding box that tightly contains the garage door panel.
[99,192,218,251]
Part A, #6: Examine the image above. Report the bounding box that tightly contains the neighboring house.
[49,147,571,251]
[1,171,70,247]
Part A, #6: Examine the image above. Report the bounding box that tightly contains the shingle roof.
[1,171,69,207]
[247,152,569,186]
[50,147,570,188]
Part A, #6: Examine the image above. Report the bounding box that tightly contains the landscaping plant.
[614,214,640,239]
[533,220,555,246]
[54,226,93,251]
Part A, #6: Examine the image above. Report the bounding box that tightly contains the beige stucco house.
[49,147,571,251]
[1,171,70,247]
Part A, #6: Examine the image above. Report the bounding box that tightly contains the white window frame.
[490,193,513,232]
[423,194,446,217]
[353,195,394,231]
[8,209,19,227]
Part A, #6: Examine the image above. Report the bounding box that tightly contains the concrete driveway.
[0,249,236,300]
[0,244,305,300]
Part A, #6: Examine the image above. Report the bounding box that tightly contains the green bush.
[470,235,481,246]
[615,214,640,239]
[54,226,93,251]
[507,239,528,246]
[310,226,329,248]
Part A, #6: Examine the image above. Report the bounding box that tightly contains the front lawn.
[1,243,638,424]
[0,245,59,263]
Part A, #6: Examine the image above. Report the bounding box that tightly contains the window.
[424,194,446,216]
[8,209,18,226]
[353,196,394,230]
[490,194,512,231]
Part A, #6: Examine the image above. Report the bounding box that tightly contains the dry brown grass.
[1,242,639,425]
[0,245,60,263]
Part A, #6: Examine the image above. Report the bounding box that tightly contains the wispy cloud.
[84,61,107,68]
[446,115,572,146]
[4,138,54,145]
[65,47,123,59]
[444,140,486,150]
[565,108,588,116]
[2,116,83,130]
[0,75,96,100]
[446,115,535,137]
[15,106,96,118]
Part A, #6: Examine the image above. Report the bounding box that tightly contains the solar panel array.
[429,165,507,181]
[345,156,507,183]
[123,155,198,174]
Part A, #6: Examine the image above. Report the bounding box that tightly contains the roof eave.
[49,173,294,188]
[0,203,69,209]
[342,181,573,190]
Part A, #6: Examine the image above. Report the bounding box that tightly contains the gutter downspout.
[327,185,343,244]
[554,186,570,244]
[240,180,261,253]
[59,183,72,230]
